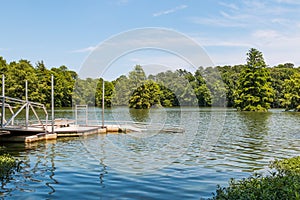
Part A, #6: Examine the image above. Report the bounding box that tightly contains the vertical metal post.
[85,105,88,126]
[51,75,54,134]
[1,75,5,128]
[25,80,29,128]
[75,105,78,125]
[102,79,105,128]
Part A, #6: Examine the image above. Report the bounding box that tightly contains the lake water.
[1,107,300,199]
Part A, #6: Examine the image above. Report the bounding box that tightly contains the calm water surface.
[1,107,300,199]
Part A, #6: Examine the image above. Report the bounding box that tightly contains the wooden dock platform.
[0,133,57,143]
[0,75,182,143]
[0,120,184,143]
[0,124,128,143]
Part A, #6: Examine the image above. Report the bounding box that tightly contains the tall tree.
[73,78,97,106]
[281,72,300,111]
[112,75,131,106]
[270,64,296,108]
[95,79,114,107]
[51,66,77,107]
[112,65,147,107]
[5,60,39,101]
[192,67,211,106]
[128,65,146,88]
[129,80,161,109]
[234,48,274,111]
[218,65,243,107]
[0,56,8,75]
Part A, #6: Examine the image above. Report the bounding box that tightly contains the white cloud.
[208,51,246,66]
[204,41,252,48]
[243,0,266,10]
[252,30,281,39]
[208,31,300,66]
[271,18,289,25]
[189,16,246,27]
[115,0,129,6]
[219,2,239,10]
[189,0,300,67]
[153,5,187,17]
[276,0,300,4]
[0,48,9,51]
[70,46,97,53]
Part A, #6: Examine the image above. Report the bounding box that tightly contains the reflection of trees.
[5,141,58,196]
[129,109,149,122]
[46,142,57,195]
[234,112,271,171]
[211,112,272,173]
[98,134,107,188]
[29,141,58,194]
[239,112,271,135]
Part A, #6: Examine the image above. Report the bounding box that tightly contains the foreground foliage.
[0,154,16,179]
[271,156,300,175]
[0,147,16,180]
[211,156,300,200]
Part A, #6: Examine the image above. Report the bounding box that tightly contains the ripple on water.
[1,108,300,199]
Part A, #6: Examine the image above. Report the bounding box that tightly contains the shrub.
[270,156,300,175]
[0,154,16,179]
[211,156,300,200]
[0,147,16,180]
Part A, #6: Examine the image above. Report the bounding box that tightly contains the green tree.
[5,60,39,101]
[270,64,296,108]
[234,48,274,111]
[35,61,52,106]
[201,67,227,106]
[158,84,178,107]
[51,66,77,107]
[128,65,146,87]
[155,70,180,106]
[129,80,161,109]
[281,72,300,111]
[192,67,211,106]
[73,78,97,106]
[0,56,8,75]
[112,75,130,106]
[218,65,243,107]
[155,70,197,106]
[95,79,114,107]
[112,65,147,107]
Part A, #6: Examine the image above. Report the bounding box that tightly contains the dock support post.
[51,75,54,134]
[1,74,5,128]
[102,79,105,128]
[25,80,29,128]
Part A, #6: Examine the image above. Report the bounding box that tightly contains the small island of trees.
[0,48,299,111]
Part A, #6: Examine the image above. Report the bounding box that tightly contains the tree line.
[0,48,300,111]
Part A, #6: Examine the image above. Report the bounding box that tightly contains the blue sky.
[1,0,300,79]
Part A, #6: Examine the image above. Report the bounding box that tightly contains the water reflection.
[238,112,271,169]
[208,111,272,173]
[1,108,300,199]
[46,142,58,195]
[238,112,271,135]
[129,108,149,122]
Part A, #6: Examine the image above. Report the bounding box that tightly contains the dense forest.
[0,48,300,111]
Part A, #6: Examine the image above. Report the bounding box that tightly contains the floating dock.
[0,124,129,143]
[0,74,184,143]
[0,123,184,143]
